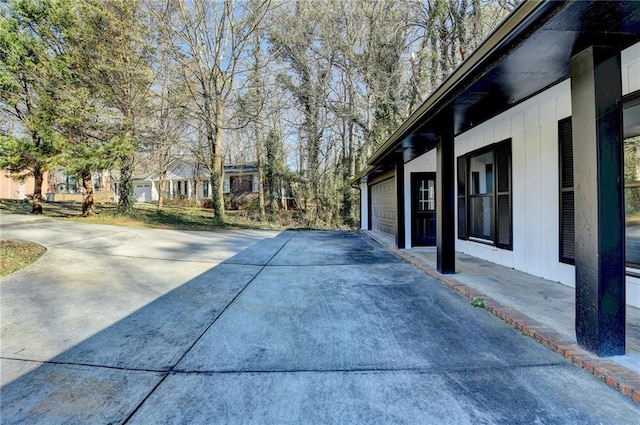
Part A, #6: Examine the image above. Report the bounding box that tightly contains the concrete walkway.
[366,231,640,404]
[1,217,639,423]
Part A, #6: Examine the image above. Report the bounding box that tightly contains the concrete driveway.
[1,219,639,424]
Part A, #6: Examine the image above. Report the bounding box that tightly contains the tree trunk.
[257,152,266,220]
[82,169,95,217]
[31,165,44,214]
[118,154,135,214]
[212,112,225,222]
[158,178,166,210]
[265,130,278,221]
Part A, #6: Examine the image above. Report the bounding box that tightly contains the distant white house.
[132,159,259,203]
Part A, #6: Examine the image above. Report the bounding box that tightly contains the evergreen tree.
[0,0,68,213]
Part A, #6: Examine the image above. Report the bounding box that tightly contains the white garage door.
[370,178,396,237]
[134,184,152,202]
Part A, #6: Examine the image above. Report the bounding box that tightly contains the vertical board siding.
[360,182,369,230]
[511,131,527,271]
[622,41,640,95]
[389,44,640,306]
[455,80,571,277]
[540,122,560,280]
[525,126,542,277]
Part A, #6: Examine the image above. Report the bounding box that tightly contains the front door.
[412,173,436,246]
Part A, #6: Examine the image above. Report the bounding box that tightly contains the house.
[0,169,48,200]
[49,170,115,202]
[0,169,114,202]
[353,0,640,356]
[223,163,260,197]
[132,159,259,203]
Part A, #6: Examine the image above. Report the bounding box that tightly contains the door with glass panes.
[412,173,436,246]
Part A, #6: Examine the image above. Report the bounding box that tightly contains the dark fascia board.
[366,0,555,167]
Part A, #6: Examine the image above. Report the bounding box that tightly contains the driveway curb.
[0,215,52,228]
[366,232,640,405]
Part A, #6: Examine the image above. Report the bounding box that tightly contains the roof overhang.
[358,0,640,182]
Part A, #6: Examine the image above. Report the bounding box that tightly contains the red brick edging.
[375,238,640,405]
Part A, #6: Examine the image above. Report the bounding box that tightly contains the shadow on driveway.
[2,231,639,424]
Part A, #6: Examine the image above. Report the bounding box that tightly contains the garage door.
[370,178,396,237]
[134,184,152,202]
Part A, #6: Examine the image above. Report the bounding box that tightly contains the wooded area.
[0,0,519,225]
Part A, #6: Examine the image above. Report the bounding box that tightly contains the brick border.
[368,233,640,404]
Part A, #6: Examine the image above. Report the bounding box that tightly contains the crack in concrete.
[47,229,133,248]
[120,231,297,424]
[1,355,567,379]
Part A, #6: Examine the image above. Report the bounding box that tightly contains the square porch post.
[437,124,456,274]
[571,45,625,356]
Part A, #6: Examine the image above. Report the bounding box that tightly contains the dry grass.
[0,199,331,231]
[0,239,46,277]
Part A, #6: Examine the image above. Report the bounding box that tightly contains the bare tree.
[150,0,272,222]
[144,21,191,210]
[268,0,339,224]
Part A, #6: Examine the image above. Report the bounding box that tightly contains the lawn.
[0,199,309,231]
[0,199,291,277]
[0,239,46,277]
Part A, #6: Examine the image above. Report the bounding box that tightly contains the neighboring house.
[132,159,259,203]
[0,169,49,200]
[353,0,640,356]
[224,163,260,196]
[50,170,115,202]
[0,169,114,202]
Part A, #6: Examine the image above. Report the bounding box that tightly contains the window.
[418,178,435,212]
[203,180,209,198]
[469,151,494,240]
[223,177,231,193]
[558,117,575,264]
[561,95,640,269]
[624,96,640,269]
[457,139,512,249]
[625,135,640,268]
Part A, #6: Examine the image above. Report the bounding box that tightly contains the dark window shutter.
[495,140,512,249]
[559,117,575,264]
[457,155,468,240]
[561,191,575,260]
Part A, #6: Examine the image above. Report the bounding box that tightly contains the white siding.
[455,80,571,277]
[539,121,559,281]
[360,181,368,230]
[449,66,640,308]
[622,41,640,95]
[370,41,640,306]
